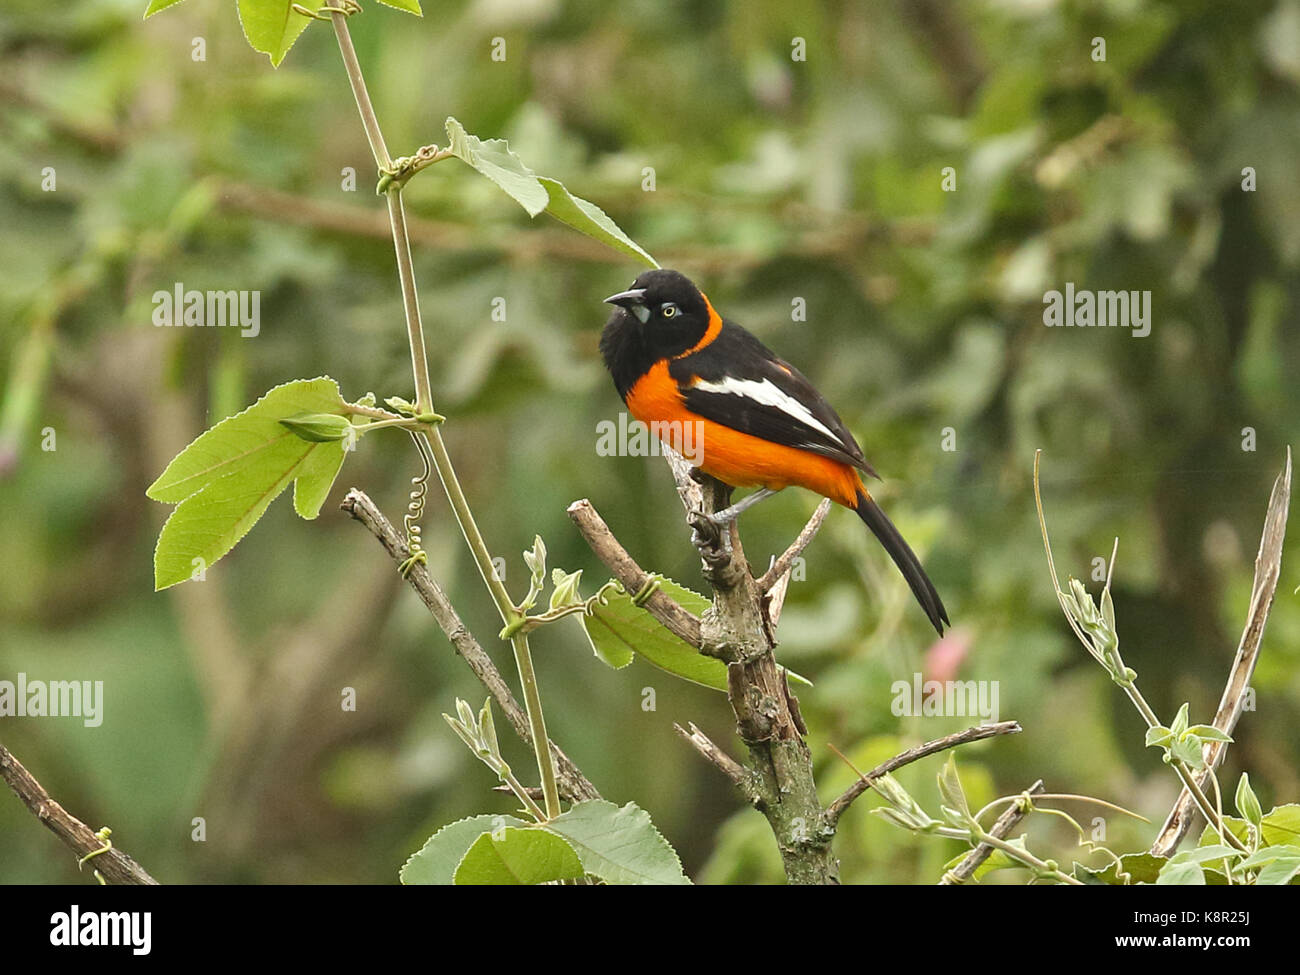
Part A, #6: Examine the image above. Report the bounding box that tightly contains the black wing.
[669,320,878,478]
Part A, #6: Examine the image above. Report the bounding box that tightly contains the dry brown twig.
[1150,447,1291,856]
[940,780,1046,885]
[0,744,158,885]
[342,488,600,803]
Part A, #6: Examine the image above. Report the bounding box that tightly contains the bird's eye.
[661,303,679,318]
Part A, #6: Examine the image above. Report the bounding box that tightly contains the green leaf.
[1262,804,1300,847]
[1145,725,1174,748]
[375,0,422,13]
[1169,702,1191,738]
[1173,844,1242,865]
[1197,815,1251,849]
[541,800,690,885]
[1169,734,1205,768]
[443,118,656,267]
[148,378,350,589]
[400,814,528,884]
[581,577,814,691]
[279,412,353,443]
[537,177,658,267]
[1185,725,1233,743]
[444,118,549,215]
[937,755,970,818]
[143,0,188,16]
[1235,772,1264,830]
[236,0,313,67]
[148,377,347,502]
[1156,859,1206,885]
[1074,852,1166,885]
[1254,857,1300,885]
[453,827,583,885]
[292,440,346,519]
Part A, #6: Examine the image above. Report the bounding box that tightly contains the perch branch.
[0,744,158,885]
[824,720,1023,830]
[565,499,704,648]
[341,489,599,803]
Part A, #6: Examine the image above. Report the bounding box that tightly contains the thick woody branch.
[341,489,599,803]
[940,780,1045,885]
[1150,448,1291,856]
[565,499,704,648]
[0,744,158,885]
[824,721,1023,830]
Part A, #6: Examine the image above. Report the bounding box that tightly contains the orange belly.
[625,361,863,508]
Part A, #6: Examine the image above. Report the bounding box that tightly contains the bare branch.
[940,780,1046,885]
[1,744,158,885]
[758,498,831,593]
[1150,448,1291,856]
[824,721,1023,830]
[673,722,761,806]
[565,499,704,649]
[341,489,600,803]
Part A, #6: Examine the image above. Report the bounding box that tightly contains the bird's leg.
[706,488,778,526]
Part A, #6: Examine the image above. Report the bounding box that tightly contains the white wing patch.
[690,376,842,444]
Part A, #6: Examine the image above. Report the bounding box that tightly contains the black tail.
[855,491,949,635]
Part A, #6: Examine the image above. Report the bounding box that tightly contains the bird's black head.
[600,269,715,396]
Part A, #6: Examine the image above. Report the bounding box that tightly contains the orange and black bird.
[600,268,948,634]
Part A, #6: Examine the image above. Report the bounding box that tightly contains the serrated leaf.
[376,0,422,13]
[537,177,657,267]
[236,0,313,67]
[1074,852,1166,885]
[400,814,528,884]
[1261,804,1300,847]
[143,0,188,16]
[1156,859,1206,885]
[443,118,655,266]
[148,377,346,502]
[541,800,690,885]
[148,378,350,588]
[1174,844,1242,865]
[453,827,583,885]
[1254,857,1300,885]
[580,577,812,691]
[444,117,548,215]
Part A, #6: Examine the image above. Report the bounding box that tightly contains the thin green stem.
[327,7,391,171]
[325,5,561,815]
[511,633,561,819]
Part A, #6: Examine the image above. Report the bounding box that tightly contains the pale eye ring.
[661,303,679,318]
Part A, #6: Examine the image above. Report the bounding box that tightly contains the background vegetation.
[1,0,1298,883]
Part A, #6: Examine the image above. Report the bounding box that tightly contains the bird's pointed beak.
[604,288,650,323]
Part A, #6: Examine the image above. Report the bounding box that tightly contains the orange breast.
[624,362,862,508]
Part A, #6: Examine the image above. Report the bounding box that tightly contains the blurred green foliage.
[1,0,1298,884]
